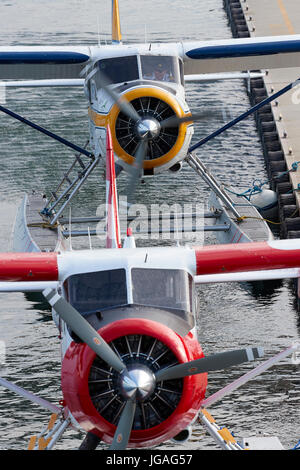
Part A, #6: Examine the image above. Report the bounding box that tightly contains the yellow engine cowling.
[89,86,193,175]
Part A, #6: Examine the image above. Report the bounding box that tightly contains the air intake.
[88,334,183,430]
[115,96,179,160]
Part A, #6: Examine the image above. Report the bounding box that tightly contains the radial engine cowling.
[90,87,193,175]
[61,318,207,448]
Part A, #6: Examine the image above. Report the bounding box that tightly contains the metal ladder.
[40,142,101,226]
[186,152,242,220]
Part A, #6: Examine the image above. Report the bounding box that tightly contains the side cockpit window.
[131,268,193,313]
[95,55,139,86]
[141,56,179,83]
[66,269,127,315]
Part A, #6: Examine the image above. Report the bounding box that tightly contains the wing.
[181,35,300,74]
[0,281,58,292]
[0,79,84,87]
[0,252,59,292]
[0,46,91,80]
[184,71,265,82]
[193,239,300,283]
[195,268,300,284]
[0,0,121,81]
[3,34,300,81]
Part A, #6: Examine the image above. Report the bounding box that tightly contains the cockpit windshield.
[66,267,193,317]
[66,269,127,314]
[131,268,193,312]
[140,56,179,83]
[93,55,181,89]
[95,55,139,86]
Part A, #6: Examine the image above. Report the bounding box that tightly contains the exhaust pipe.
[169,162,182,173]
[171,426,191,443]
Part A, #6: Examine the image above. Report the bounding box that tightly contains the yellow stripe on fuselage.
[88,107,109,128]
[112,0,122,44]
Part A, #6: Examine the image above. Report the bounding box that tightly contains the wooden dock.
[223,0,300,307]
[242,0,300,212]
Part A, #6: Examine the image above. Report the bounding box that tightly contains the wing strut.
[0,104,93,158]
[188,76,300,152]
[201,343,300,408]
[0,376,60,414]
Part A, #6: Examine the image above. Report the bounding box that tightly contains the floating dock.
[224,0,300,234]
[245,0,300,233]
[224,0,300,305]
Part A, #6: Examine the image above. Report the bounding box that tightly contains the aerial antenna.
[97,15,101,46]
[69,206,73,251]
[87,226,93,250]
[174,206,181,247]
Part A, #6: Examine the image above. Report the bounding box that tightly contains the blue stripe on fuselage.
[0,51,90,64]
[186,40,300,59]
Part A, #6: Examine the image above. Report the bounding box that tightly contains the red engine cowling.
[61,318,207,448]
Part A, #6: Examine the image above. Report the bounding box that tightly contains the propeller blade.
[110,400,136,450]
[43,288,125,373]
[155,347,264,381]
[115,162,124,177]
[126,139,148,204]
[97,70,140,122]
[160,112,205,128]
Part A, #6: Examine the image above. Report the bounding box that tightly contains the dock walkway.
[224,0,300,307]
[243,0,300,213]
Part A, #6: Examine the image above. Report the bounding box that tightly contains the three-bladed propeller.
[97,70,207,204]
[43,288,264,450]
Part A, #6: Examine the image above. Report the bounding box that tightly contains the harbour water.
[0,0,299,450]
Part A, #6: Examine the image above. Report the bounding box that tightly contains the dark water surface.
[0,0,299,451]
